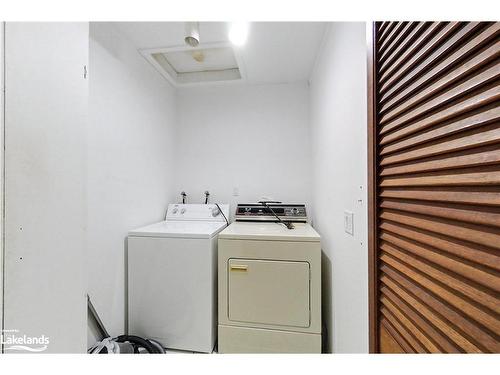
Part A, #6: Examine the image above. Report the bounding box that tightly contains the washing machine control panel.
[235,203,307,222]
[165,204,229,222]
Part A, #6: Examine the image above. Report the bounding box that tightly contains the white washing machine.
[127,203,229,353]
[218,203,322,353]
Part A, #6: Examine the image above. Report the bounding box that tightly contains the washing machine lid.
[128,220,227,239]
[218,222,320,242]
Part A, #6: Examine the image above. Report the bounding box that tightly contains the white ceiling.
[112,22,327,85]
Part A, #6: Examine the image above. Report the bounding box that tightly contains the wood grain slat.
[380,23,479,94]
[380,252,500,333]
[381,267,498,352]
[379,22,415,63]
[381,124,500,166]
[380,209,500,249]
[380,318,414,353]
[380,242,500,314]
[381,145,500,176]
[381,241,500,314]
[378,22,390,36]
[380,42,500,123]
[379,219,500,271]
[380,168,500,187]
[379,22,456,88]
[381,306,427,352]
[384,146,500,177]
[380,230,500,291]
[380,66,500,133]
[379,22,408,56]
[378,22,399,45]
[379,22,429,74]
[381,294,441,352]
[379,319,407,353]
[380,86,500,146]
[380,25,500,111]
[380,186,500,207]
[380,106,500,155]
[381,286,461,352]
[381,275,476,352]
[380,197,500,228]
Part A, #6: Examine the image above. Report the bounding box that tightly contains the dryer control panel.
[235,203,308,222]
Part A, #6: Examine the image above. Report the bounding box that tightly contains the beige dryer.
[218,217,321,353]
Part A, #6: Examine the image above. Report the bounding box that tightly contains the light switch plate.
[344,211,354,235]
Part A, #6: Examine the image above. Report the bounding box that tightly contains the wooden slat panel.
[379,22,408,56]
[381,252,500,333]
[380,22,478,94]
[378,22,442,91]
[372,21,500,353]
[379,22,429,74]
[381,275,476,352]
[380,66,500,133]
[380,25,500,112]
[378,22,390,36]
[380,318,414,353]
[380,186,500,207]
[379,22,459,88]
[381,306,427,352]
[380,106,500,155]
[381,285,461,352]
[381,125,500,166]
[380,198,500,228]
[379,319,407,353]
[380,209,500,249]
[378,22,399,45]
[379,22,414,63]
[381,294,441,352]
[381,241,500,313]
[381,266,499,352]
[380,44,500,124]
[380,86,500,146]
[380,231,500,291]
[381,145,500,176]
[379,219,500,271]
[380,168,500,187]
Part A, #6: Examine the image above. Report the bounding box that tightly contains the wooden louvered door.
[368,22,500,353]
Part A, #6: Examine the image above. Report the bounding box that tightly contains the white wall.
[4,22,89,353]
[309,23,368,353]
[175,83,311,212]
[87,23,177,342]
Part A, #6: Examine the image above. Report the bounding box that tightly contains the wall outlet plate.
[344,211,354,235]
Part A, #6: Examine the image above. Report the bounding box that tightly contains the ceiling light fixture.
[228,22,249,47]
[185,22,200,47]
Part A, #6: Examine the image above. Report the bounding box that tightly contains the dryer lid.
[218,222,320,242]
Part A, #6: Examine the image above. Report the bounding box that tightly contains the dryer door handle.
[230,265,248,272]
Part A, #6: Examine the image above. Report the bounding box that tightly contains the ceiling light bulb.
[229,22,249,46]
[185,22,200,47]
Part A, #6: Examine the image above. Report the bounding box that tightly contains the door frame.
[366,21,378,354]
[0,21,5,354]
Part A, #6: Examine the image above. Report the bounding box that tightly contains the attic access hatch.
[140,43,245,86]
